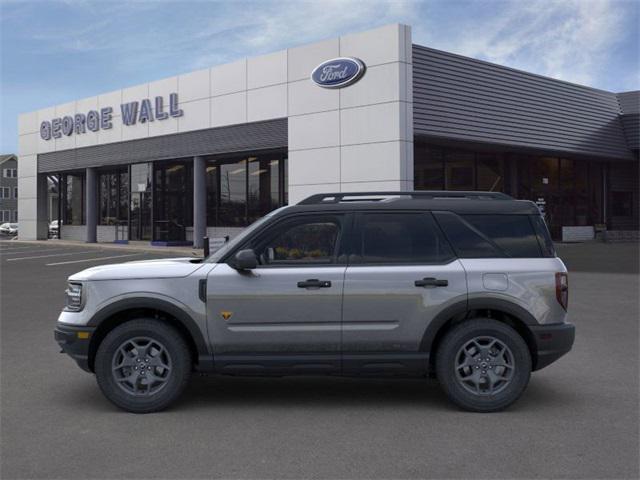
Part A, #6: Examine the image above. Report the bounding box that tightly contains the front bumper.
[530,322,575,371]
[54,324,96,373]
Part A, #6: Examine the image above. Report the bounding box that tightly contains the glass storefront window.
[129,163,153,241]
[414,145,444,190]
[445,151,475,190]
[219,159,247,227]
[207,151,287,227]
[154,161,192,241]
[248,156,281,224]
[477,154,504,192]
[98,169,128,225]
[414,142,611,239]
[62,173,84,225]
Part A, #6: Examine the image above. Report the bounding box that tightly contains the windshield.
[205,206,290,263]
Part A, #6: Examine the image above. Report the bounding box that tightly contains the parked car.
[54,191,574,413]
[0,223,18,236]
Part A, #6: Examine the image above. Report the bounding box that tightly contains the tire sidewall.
[95,320,191,413]
[436,319,532,412]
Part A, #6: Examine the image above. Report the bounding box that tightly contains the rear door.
[341,211,467,375]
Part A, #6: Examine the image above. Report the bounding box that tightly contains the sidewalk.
[5,238,204,256]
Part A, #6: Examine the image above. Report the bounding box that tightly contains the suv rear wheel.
[95,319,192,413]
[436,318,531,412]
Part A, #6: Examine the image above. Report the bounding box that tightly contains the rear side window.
[530,215,556,257]
[434,212,547,258]
[354,212,454,264]
[433,212,503,258]
[462,215,543,258]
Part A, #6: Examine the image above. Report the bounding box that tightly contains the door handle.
[415,277,448,287]
[297,279,332,289]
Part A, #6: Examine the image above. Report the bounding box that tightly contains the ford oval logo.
[311,57,366,89]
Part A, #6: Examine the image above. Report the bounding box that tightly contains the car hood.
[68,257,206,281]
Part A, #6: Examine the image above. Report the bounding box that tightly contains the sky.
[1,0,638,153]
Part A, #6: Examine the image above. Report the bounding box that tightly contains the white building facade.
[17,23,639,243]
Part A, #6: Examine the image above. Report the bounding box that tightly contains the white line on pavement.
[1,248,78,256]
[6,251,99,261]
[46,253,144,266]
[0,247,49,253]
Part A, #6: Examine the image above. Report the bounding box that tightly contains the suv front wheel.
[436,318,531,412]
[95,319,192,413]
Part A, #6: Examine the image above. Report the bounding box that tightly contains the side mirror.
[233,249,258,270]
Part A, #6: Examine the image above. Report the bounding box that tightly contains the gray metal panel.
[617,91,640,114]
[412,44,633,160]
[619,114,639,150]
[38,119,287,173]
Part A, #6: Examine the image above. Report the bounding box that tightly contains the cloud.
[414,0,637,89]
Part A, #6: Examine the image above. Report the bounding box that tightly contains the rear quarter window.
[434,212,549,258]
[461,215,543,258]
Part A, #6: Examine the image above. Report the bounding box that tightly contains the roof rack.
[298,191,512,205]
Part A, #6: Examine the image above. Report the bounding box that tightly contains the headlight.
[64,283,83,311]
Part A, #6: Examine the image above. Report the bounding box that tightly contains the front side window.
[252,215,342,266]
[355,212,454,264]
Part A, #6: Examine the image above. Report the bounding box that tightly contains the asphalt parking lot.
[1,240,638,479]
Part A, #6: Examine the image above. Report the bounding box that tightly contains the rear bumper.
[530,322,575,371]
[54,324,96,373]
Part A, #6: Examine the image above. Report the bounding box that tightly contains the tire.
[435,318,531,412]
[95,319,192,413]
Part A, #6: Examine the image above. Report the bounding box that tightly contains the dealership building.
[17,24,639,245]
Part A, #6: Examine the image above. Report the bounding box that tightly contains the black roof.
[287,191,540,215]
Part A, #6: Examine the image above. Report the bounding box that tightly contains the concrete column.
[36,174,49,239]
[193,156,207,248]
[85,167,97,243]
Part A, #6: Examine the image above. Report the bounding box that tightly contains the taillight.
[555,272,569,310]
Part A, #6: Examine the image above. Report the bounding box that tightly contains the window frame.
[348,210,457,267]
[224,212,351,268]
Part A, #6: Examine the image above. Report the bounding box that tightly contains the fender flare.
[420,297,539,353]
[87,297,212,368]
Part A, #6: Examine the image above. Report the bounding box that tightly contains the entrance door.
[341,212,467,375]
[206,213,347,374]
[130,192,151,241]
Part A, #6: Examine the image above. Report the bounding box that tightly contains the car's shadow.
[58,374,578,414]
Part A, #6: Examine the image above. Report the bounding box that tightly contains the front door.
[341,212,467,375]
[207,213,347,374]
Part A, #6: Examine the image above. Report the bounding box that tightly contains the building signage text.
[311,57,366,89]
[40,93,184,141]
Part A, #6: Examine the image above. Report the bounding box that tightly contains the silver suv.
[55,191,575,413]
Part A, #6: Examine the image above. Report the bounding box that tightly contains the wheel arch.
[86,298,212,373]
[422,298,539,372]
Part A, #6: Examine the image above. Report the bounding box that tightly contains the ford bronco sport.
[55,191,575,413]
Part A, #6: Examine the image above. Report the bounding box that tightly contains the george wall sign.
[40,93,184,141]
[311,57,366,89]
